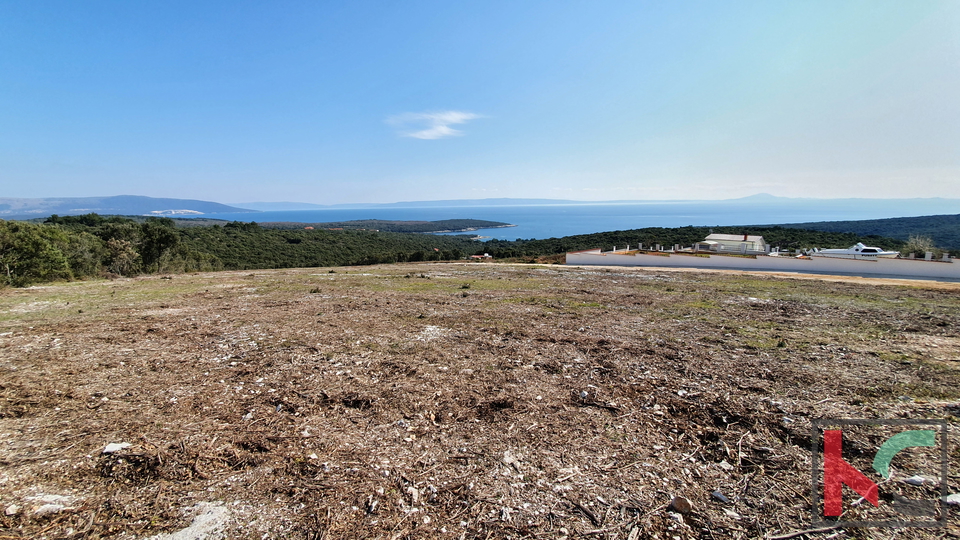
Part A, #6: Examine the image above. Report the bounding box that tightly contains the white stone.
[145,503,229,540]
[26,494,75,505]
[33,504,65,517]
[103,442,131,454]
[903,475,926,486]
[723,508,741,520]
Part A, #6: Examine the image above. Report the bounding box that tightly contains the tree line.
[781,214,960,251]
[0,214,480,287]
[1,215,912,287]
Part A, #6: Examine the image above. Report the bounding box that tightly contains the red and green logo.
[811,419,948,527]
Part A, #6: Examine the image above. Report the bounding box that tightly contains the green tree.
[106,238,140,276]
[0,221,72,287]
[140,220,180,272]
[62,231,106,278]
[903,235,941,258]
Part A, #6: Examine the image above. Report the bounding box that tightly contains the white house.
[696,234,768,254]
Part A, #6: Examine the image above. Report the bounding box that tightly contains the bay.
[203,201,945,241]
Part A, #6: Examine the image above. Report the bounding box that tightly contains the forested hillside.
[177,221,476,269]
[781,214,960,249]
[1,215,478,287]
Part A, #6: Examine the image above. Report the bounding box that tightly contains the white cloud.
[387,110,483,140]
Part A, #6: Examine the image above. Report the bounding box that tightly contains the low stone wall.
[565,249,960,281]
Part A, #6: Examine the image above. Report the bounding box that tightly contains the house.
[696,234,768,254]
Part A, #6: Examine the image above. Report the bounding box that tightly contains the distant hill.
[780,214,960,250]
[233,195,960,216]
[0,195,257,219]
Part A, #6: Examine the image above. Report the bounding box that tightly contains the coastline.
[256,220,516,234]
[428,223,518,234]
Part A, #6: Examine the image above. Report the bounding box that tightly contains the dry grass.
[0,263,957,539]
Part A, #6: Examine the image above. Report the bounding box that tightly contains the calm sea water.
[205,201,938,241]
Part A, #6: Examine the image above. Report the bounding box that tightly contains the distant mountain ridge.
[5,194,958,225]
[235,194,960,212]
[0,195,257,219]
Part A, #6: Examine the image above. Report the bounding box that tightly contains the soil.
[1,262,958,539]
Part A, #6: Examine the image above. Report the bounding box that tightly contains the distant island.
[0,195,256,219]
[258,218,515,234]
[17,215,516,235]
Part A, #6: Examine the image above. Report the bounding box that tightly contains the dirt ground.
[0,262,958,539]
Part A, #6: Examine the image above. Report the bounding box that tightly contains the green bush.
[0,221,73,287]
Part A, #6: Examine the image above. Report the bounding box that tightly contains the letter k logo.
[823,430,879,516]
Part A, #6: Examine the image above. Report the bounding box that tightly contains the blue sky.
[1,1,958,204]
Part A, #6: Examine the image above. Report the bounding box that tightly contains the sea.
[204,200,949,241]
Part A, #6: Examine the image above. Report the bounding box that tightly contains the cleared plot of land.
[0,263,958,539]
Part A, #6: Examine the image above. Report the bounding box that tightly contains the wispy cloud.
[387,110,483,140]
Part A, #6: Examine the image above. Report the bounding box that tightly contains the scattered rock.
[711,490,730,504]
[945,493,960,505]
[5,504,20,516]
[25,494,76,508]
[668,496,692,514]
[902,475,926,486]
[723,508,742,520]
[145,502,229,540]
[103,442,131,454]
[33,504,65,517]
